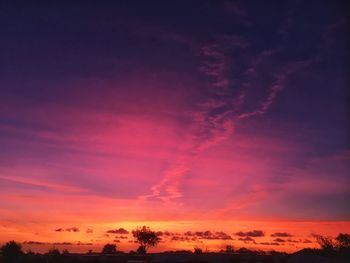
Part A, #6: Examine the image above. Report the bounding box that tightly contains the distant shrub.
[47,248,60,255]
[0,241,24,263]
[225,245,234,253]
[335,233,350,249]
[194,247,203,254]
[101,243,117,254]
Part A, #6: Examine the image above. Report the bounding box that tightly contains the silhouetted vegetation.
[335,233,350,250]
[225,245,234,253]
[62,249,69,255]
[46,248,61,263]
[47,248,60,255]
[237,247,254,254]
[136,245,146,254]
[194,247,203,254]
[311,233,350,260]
[0,241,24,263]
[101,243,117,254]
[1,232,350,262]
[314,234,334,252]
[132,226,160,254]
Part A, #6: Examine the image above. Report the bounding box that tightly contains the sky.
[0,0,349,253]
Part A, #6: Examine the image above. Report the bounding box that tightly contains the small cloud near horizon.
[273,238,286,243]
[106,228,129,235]
[238,237,255,242]
[55,227,80,232]
[235,230,265,237]
[271,232,293,237]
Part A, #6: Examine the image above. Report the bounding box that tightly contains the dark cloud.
[238,237,255,242]
[52,242,73,245]
[76,241,93,246]
[273,238,286,243]
[66,227,79,232]
[86,228,94,234]
[285,239,300,243]
[171,236,196,242]
[162,231,174,236]
[271,232,293,237]
[54,227,79,232]
[214,231,232,240]
[24,241,92,246]
[23,241,47,245]
[197,231,212,238]
[182,230,232,240]
[235,230,265,237]
[303,239,312,243]
[117,236,128,239]
[155,230,233,242]
[106,228,129,235]
[259,242,280,246]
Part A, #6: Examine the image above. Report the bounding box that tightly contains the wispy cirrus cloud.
[238,59,312,119]
[141,29,313,207]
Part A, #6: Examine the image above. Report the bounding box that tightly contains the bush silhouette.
[47,248,60,255]
[335,233,350,249]
[225,245,234,253]
[101,243,117,254]
[194,247,203,254]
[46,248,61,263]
[0,241,24,263]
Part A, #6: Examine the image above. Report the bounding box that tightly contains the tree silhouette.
[335,233,350,249]
[0,241,24,263]
[314,234,334,251]
[136,245,146,254]
[101,243,117,254]
[132,226,160,254]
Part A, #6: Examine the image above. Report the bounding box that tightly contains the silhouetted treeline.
[1,232,349,263]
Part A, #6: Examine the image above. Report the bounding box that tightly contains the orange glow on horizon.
[2,220,350,253]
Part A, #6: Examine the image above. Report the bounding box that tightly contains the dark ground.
[1,250,349,263]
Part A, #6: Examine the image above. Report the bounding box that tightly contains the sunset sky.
[0,0,349,253]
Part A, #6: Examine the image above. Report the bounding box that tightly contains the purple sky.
[0,0,349,253]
